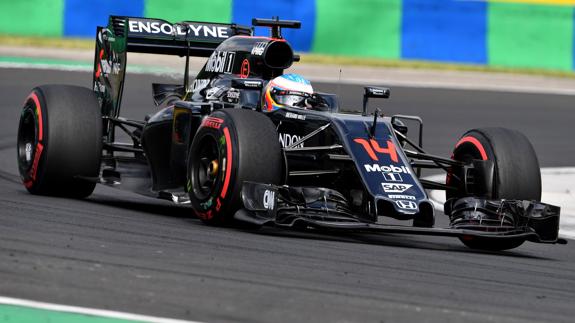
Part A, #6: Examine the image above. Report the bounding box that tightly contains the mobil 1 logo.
[205,50,236,74]
[383,172,402,182]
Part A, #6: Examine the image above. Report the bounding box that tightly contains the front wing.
[236,182,566,245]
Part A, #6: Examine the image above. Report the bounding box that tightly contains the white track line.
[426,167,575,239]
[0,296,203,323]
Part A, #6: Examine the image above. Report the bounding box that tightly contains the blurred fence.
[0,0,574,71]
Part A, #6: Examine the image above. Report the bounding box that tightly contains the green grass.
[2,34,575,79]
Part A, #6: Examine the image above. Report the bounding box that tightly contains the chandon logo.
[279,133,303,148]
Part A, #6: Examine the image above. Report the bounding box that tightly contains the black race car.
[17,16,565,251]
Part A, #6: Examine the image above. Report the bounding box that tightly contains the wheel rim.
[191,134,221,200]
[447,141,487,198]
[17,106,38,173]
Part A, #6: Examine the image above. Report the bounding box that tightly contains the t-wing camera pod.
[362,86,391,140]
[252,17,301,62]
[362,86,390,117]
[361,86,425,177]
[252,17,301,39]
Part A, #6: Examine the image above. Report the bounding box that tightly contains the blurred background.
[1,0,574,71]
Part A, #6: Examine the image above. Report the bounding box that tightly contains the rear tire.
[447,127,541,251]
[17,85,102,198]
[187,109,283,225]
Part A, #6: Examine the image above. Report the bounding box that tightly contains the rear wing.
[106,16,252,56]
[93,16,252,125]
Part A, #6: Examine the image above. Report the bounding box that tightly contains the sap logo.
[128,20,229,38]
[251,42,267,56]
[382,183,412,193]
[387,194,416,200]
[364,164,411,174]
[205,51,236,74]
[263,190,275,210]
[396,200,417,210]
[279,133,303,148]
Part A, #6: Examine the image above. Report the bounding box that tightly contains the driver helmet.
[262,74,314,111]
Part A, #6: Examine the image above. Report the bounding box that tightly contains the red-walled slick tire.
[447,127,541,251]
[17,85,102,198]
[187,109,283,225]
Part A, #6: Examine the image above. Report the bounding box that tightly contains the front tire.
[187,109,283,225]
[17,85,102,198]
[447,127,541,251]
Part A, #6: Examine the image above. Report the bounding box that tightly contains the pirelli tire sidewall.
[18,95,45,189]
[17,85,102,197]
[447,127,541,201]
[187,109,283,225]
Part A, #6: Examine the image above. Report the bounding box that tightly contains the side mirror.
[362,86,390,116]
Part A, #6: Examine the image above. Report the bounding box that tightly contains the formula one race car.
[17,16,565,251]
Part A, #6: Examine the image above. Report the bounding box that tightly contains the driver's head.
[262,74,313,111]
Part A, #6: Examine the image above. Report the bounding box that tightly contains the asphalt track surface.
[0,68,574,323]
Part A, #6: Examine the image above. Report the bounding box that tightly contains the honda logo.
[395,200,417,210]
